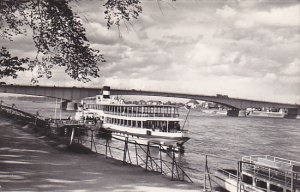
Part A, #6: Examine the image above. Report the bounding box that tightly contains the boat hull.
[101,123,190,147]
[213,170,264,192]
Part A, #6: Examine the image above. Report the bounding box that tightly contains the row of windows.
[106,117,181,132]
[84,104,179,117]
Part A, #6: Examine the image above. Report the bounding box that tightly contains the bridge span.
[0,85,299,118]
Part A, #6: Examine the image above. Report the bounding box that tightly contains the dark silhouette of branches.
[104,0,142,29]
[0,0,142,83]
[0,47,27,79]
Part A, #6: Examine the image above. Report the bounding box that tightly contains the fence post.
[105,137,108,158]
[291,169,294,192]
[90,130,93,150]
[160,145,163,174]
[35,112,39,129]
[70,128,75,145]
[11,104,15,114]
[123,137,128,164]
[135,142,138,166]
[145,142,150,171]
[237,161,240,192]
[77,128,80,144]
[204,155,207,191]
[171,150,175,180]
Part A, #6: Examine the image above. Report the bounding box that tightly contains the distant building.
[138,100,147,105]
[147,100,163,105]
[202,102,219,109]
[186,99,199,109]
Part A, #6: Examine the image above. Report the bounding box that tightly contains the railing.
[243,155,300,166]
[103,111,180,118]
[216,168,237,180]
[63,127,195,183]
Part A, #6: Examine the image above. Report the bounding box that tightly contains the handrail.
[103,111,180,118]
[242,155,300,165]
[216,168,237,179]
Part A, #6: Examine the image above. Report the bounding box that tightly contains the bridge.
[0,84,299,118]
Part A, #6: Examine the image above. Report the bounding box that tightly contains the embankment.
[0,114,199,192]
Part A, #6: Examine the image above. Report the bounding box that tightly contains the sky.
[1,0,300,103]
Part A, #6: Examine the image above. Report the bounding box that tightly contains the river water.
[3,99,300,182]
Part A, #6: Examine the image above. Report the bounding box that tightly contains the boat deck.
[242,155,300,190]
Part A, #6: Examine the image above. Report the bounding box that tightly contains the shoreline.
[0,115,200,192]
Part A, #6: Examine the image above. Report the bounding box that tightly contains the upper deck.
[241,155,300,191]
[242,155,300,172]
[84,102,180,119]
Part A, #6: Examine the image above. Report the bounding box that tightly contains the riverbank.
[0,115,199,192]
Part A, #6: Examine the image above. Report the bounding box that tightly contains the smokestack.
[102,86,110,99]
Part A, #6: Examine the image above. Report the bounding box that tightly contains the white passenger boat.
[213,155,300,192]
[246,109,286,118]
[75,86,190,150]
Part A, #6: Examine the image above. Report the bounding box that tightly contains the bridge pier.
[227,109,240,117]
[284,108,300,119]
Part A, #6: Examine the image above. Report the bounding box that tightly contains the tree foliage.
[104,0,142,29]
[0,47,27,79]
[0,0,142,83]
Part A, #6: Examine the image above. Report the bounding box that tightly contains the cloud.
[216,5,237,18]
[282,58,300,76]
[86,22,120,45]
[234,4,300,28]
[2,1,300,103]
[186,42,222,66]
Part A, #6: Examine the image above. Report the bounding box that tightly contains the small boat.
[213,155,300,192]
[246,109,286,118]
[74,86,190,151]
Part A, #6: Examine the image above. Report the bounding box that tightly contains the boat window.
[256,180,267,189]
[270,184,283,192]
